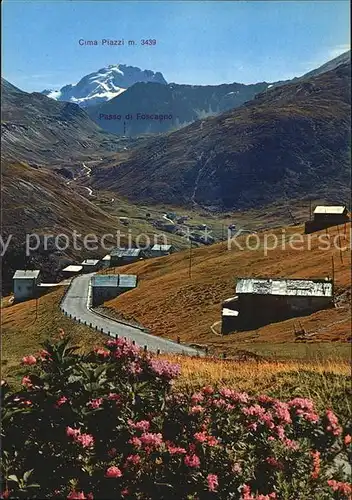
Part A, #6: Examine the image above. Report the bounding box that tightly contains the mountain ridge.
[1,78,123,165]
[42,64,167,108]
[92,62,351,210]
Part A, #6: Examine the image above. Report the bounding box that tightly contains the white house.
[13,270,41,302]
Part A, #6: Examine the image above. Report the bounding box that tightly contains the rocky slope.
[88,81,271,135]
[1,78,122,166]
[92,62,351,210]
[87,51,351,136]
[42,64,167,108]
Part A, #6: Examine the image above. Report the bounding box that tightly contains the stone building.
[221,277,333,334]
[305,205,349,233]
[13,270,41,302]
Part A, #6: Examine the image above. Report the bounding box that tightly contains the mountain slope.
[88,81,271,135]
[92,63,351,210]
[42,64,167,108]
[1,161,128,292]
[101,223,351,350]
[300,50,351,81]
[1,79,121,165]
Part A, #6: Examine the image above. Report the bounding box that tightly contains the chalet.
[110,248,143,266]
[62,265,83,278]
[150,244,174,257]
[91,274,137,306]
[13,270,41,302]
[305,205,349,233]
[221,277,333,334]
[81,259,100,273]
[101,255,112,268]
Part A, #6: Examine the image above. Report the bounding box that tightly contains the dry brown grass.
[168,354,350,390]
[165,355,351,423]
[102,223,351,354]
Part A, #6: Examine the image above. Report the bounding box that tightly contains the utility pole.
[331,255,335,305]
[35,288,39,322]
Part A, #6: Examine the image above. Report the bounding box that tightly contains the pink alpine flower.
[282,438,299,450]
[327,480,352,496]
[326,409,342,436]
[55,396,69,408]
[128,361,143,375]
[344,434,352,445]
[38,349,51,361]
[274,425,285,440]
[140,432,163,448]
[21,376,33,388]
[231,392,250,404]
[107,393,121,403]
[67,491,86,499]
[125,454,141,466]
[247,422,258,432]
[243,404,266,418]
[207,474,219,492]
[257,395,274,404]
[129,436,142,448]
[273,401,292,424]
[194,431,208,443]
[148,359,181,380]
[207,435,219,446]
[166,442,187,455]
[105,466,122,478]
[76,433,94,448]
[266,457,283,469]
[202,385,214,395]
[94,347,110,358]
[190,405,204,414]
[288,397,315,412]
[128,419,150,432]
[261,412,275,429]
[87,398,103,409]
[22,355,37,365]
[66,426,81,439]
[191,392,204,404]
[311,450,321,479]
[184,454,201,468]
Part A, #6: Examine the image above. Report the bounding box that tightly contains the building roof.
[110,248,141,258]
[235,278,333,298]
[91,275,119,287]
[13,270,40,280]
[81,259,100,266]
[151,244,172,252]
[62,265,83,273]
[102,255,111,261]
[222,308,239,317]
[119,274,138,288]
[91,274,137,288]
[314,205,347,215]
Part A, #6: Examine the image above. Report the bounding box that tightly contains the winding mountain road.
[61,274,201,355]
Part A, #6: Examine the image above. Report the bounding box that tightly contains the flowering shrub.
[1,333,351,499]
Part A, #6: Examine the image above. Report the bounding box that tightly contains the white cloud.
[328,44,350,59]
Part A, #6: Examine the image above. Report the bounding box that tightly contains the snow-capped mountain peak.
[42,64,167,108]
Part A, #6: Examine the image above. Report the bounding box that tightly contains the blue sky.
[2,1,350,92]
